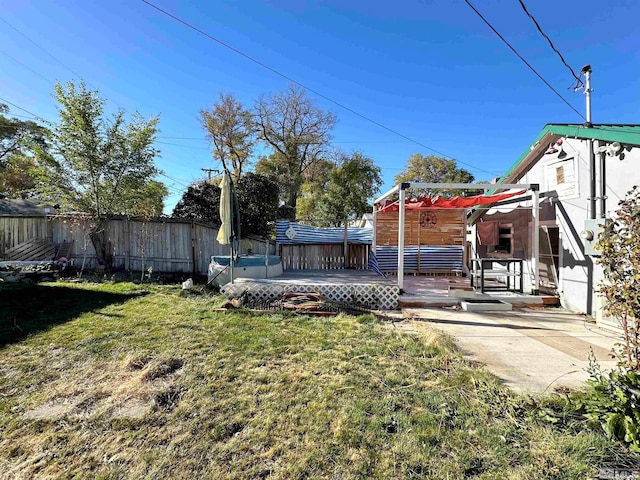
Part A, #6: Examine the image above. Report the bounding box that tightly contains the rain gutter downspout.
[599,145,607,219]
[588,140,596,220]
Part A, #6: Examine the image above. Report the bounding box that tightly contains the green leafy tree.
[305,152,382,227]
[120,180,168,218]
[37,81,162,267]
[576,191,640,453]
[236,173,279,238]
[173,181,220,223]
[0,151,39,198]
[0,104,49,197]
[0,103,48,164]
[290,157,334,222]
[255,84,336,211]
[254,152,286,204]
[394,153,475,197]
[172,173,278,237]
[200,93,255,181]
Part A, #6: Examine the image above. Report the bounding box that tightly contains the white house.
[469,123,640,329]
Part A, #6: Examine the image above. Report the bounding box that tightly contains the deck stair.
[4,238,73,261]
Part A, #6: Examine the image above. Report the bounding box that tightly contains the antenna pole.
[582,65,592,126]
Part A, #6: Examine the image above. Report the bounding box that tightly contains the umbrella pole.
[230,242,234,284]
[231,181,238,284]
[230,179,235,285]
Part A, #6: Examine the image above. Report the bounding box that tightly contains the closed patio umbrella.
[216,172,234,283]
[217,172,232,245]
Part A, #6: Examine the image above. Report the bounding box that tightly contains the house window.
[546,156,578,199]
[488,223,513,256]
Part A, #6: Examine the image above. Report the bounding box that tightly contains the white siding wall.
[510,138,639,317]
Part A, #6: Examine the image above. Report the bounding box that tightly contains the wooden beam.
[407,182,531,190]
[373,184,401,204]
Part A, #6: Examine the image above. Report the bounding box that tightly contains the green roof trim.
[545,124,640,144]
[491,124,640,192]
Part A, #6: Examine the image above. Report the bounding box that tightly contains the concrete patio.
[393,306,621,394]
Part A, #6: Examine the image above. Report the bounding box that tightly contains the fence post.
[124,218,131,271]
[191,221,197,276]
[46,214,53,242]
[343,220,348,269]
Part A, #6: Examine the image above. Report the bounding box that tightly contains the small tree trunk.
[622,313,633,368]
[89,218,113,271]
[287,190,298,212]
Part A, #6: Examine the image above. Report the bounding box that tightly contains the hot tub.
[208,254,283,287]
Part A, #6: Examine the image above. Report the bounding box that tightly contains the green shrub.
[575,356,640,452]
[597,185,640,370]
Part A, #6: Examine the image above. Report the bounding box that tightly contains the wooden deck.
[230,270,393,287]
[221,270,559,310]
[221,270,398,309]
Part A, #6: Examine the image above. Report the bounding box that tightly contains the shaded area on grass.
[0,283,147,347]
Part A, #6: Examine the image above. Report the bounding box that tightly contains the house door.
[539,226,560,293]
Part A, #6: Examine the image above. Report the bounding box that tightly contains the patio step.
[398,294,559,308]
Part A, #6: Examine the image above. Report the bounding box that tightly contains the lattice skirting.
[221,282,399,310]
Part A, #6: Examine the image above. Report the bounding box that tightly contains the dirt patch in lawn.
[23,395,81,420]
[22,356,185,420]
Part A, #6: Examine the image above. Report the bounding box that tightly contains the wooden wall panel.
[279,244,370,270]
[375,209,465,247]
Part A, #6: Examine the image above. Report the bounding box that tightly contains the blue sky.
[1,0,639,212]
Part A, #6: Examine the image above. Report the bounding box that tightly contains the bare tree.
[254,84,336,210]
[200,93,255,181]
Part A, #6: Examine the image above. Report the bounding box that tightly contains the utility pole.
[201,168,219,183]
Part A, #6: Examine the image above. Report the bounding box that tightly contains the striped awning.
[276,221,372,245]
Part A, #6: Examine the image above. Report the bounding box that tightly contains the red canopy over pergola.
[377,189,527,212]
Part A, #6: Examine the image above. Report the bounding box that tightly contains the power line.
[463,0,585,120]
[0,49,55,86]
[157,136,207,140]
[0,99,504,178]
[516,0,583,89]
[0,15,126,112]
[156,135,413,145]
[2,112,41,120]
[155,140,210,150]
[0,15,84,80]
[0,96,202,197]
[139,0,498,177]
[0,96,49,123]
[158,173,192,188]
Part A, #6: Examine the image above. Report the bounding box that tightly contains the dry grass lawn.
[0,281,636,479]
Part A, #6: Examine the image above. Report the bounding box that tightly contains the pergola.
[373,182,541,293]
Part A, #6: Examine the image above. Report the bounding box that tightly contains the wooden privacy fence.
[0,215,274,275]
[279,244,370,270]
